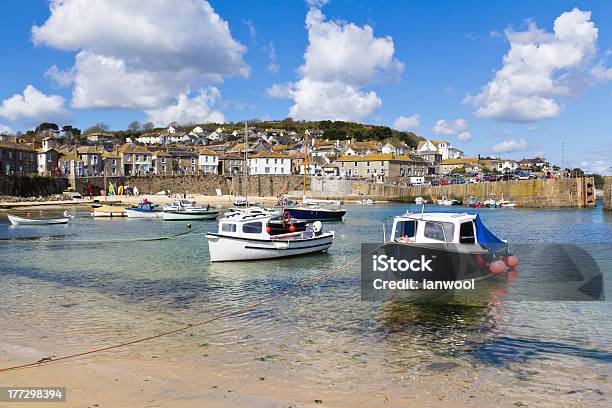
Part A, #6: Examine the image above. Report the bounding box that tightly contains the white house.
[198,149,220,174]
[167,125,176,134]
[416,139,463,161]
[248,152,292,175]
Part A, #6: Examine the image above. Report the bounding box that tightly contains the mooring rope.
[0,224,208,244]
[0,243,382,373]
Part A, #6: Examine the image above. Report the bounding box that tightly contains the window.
[221,223,237,232]
[274,159,278,164]
[265,167,270,174]
[424,222,454,242]
[143,155,148,161]
[242,222,262,234]
[354,162,357,167]
[191,166,195,172]
[162,165,166,171]
[265,159,269,164]
[367,161,370,167]
[459,221,475,244]
[394,220,416,240]
[191,158,195,164]
[161,157,165,163]
[112,159,116,165]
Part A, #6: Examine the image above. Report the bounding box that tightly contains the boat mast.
[303,131,308,200]
[244,121,248,205]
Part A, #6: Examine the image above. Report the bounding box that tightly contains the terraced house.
[248,151,292,175]
[336,153,429,182]
[0,139,37,175]
[119,143,152,175]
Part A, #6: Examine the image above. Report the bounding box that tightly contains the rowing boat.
[7,213,70,226]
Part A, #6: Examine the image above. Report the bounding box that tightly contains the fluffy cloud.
[0,85,68,124]
[267,7,403,121]
[145,87,224,127]
[466,8,610,122]
[44,65,74,87]
[491,138,529,153]
[264,42,279,74]
[432,118,468,135]
[32,0,248,114]
[581,160,610,175]
[457,131,472,142]
[393,114,420,131]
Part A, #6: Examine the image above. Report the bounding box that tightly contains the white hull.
[206,232,334,262]
[415,197,427,204]
[7,214,69,226]
[125,208,162,218]
[162,211,218,221]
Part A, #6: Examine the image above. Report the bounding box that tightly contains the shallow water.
[0,204,610,406]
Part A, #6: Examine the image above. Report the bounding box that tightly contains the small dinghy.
[92,204,127,217]
[125,200,162,218]
[8,211,72,226]
[206,210,334,262]
[415,196,427,204]
[359,198,376,205]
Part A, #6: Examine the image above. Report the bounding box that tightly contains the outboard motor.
[312,221,323,236]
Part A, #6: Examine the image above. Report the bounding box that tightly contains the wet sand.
[0,339,493,408]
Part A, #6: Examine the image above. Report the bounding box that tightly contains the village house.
[336,154,428,182]
[518,157,550,171]
[248,151,292,175]
[416,139,463,161]
[219,153,245,175]
[197,149,220,174]
[171,150,199,175]
[381,141,409,155]
[77,146,104,176]
[119,143,152,175]
[152,151,173,175]
[343,141,381,156]
[58,150,84,177]
[102,151,121,176]
[36,137,60,175]
[437,158,481,175]
[0,139,37,175]
[481,159,518,173]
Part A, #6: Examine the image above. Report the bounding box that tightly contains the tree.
[35,122,59,133]
[85,122,109,134]
[143,122,154,131]
[61,125,81,144]
[128,121,141,132]
[570,168,584,178]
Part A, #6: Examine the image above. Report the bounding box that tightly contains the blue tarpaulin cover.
[474,214,506,253]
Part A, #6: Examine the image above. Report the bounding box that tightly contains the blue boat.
[125,201,162,218]
[286,206,346,221]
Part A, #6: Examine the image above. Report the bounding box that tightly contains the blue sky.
[0,0,611,172]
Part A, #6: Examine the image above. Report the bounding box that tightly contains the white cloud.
[0,85,69,124]
[491,138,529,153]
[145,87,224,127]
[264,42,279,74]
[267,7,403,121]
[393,114,420,130]
[580,159,610,175]
[44,65,74,87]
[32,0,248,112]
[243,19,256,43]
[465,8,609,122]
[306,0,330,7]
[591,63,612,81]
[457,131,472,142]
[0,123,11,134]
[432,118,468,135]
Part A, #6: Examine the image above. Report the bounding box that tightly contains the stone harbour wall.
[309,177,596,208]
[604,176,612,211]
[74,174,309,198]
[0,175,69,197]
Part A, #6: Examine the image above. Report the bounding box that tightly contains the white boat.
[359,198,375,205]
[382,211,510,283]
[162,208,219,221]
[206,210,335,262]
[163,200,214,214]
[415,196,427,204]
[233,198,260,207]
[303,198,343,206]
[437,196,453,206]
[497,195,517,208]
[125,201,162,218]
[8,211,71,226]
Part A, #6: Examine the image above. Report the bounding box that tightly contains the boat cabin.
[390,212,479,244]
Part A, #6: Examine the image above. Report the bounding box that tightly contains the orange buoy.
[489,260,506,274]
[266,226,271,234]
[506,255,519,269]
[289,224,296,232]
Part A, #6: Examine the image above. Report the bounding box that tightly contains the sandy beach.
[0,338,493,408]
